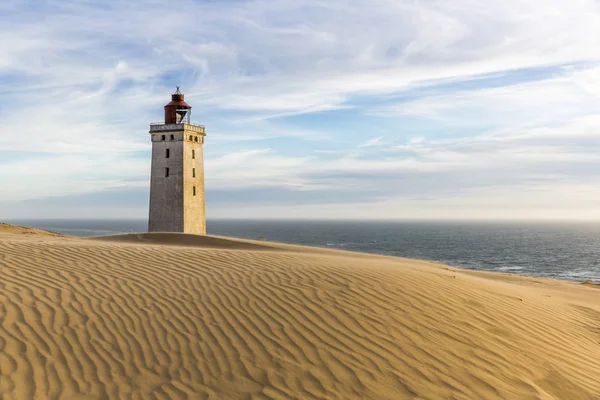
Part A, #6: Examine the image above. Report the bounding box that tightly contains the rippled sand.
[0,225,599,399]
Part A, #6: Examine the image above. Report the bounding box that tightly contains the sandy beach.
[0,223,599,399]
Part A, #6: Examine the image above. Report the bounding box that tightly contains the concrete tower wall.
[148,124,206,234]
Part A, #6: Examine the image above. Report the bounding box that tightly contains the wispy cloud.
[373,66,600,129]
[358,137,383,148]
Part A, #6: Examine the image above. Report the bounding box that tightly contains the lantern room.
[164,87,191,124]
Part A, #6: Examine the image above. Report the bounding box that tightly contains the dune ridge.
[0,227,599,399]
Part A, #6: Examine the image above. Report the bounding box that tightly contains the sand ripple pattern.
[0,232,600,399]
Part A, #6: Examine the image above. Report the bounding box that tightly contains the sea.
[6,219,600,284]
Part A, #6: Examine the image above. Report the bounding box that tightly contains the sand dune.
[0,226,599,399]
[0,222,64,237]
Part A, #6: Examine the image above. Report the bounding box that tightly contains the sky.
[2,0,600,220]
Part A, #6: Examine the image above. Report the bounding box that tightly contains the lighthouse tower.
[148,88,206,235]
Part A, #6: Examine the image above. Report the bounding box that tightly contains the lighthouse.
[148,88,206,234]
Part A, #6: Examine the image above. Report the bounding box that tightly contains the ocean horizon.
[6,218,600,284]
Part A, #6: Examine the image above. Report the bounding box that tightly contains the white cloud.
[1,154,149,202]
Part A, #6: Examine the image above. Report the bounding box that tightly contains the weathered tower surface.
[148,88,206,234]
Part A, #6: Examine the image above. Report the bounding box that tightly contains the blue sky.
[3,0,600,220]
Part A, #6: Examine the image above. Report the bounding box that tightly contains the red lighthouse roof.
[164,87,191,124]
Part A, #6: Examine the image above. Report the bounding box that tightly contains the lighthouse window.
[170,134,174,140]
[165,168,170,177]
[166,149,170,158]
[192,168,196,178]
[194,136,198,142]
[161,135,165,141]
[193,186,196,196]
[192,149,195,159]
